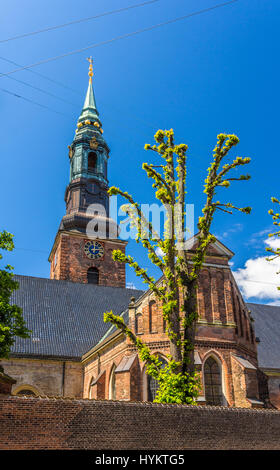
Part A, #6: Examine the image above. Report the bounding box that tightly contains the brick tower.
[49,59,127,287]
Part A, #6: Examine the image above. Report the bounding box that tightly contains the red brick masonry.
[1,396,280,450]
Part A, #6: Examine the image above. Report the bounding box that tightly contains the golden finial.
[87,56,94,82]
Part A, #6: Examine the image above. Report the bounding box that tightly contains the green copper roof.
[77,78,100,125]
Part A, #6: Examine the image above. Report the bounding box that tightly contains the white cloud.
[233,255,280,300]
[155,247,164,257]
[216,223,243,241]
[265,236,280,251]
[232,233,280,302]
[126,282,137,290]
[244,227,272,248]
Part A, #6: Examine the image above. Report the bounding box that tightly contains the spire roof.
[76,58,103,131]
[82,78,98,111]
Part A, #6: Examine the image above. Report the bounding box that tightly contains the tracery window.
[147,357,167,402]
[204,356,223,405]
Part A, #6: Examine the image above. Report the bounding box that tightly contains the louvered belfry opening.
[87,267,99,285]
[88,152,97,172]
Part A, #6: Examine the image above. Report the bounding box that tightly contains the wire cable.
[0,1,240,79]
[0,87,68,116]
[0,0,161,44]
[0,55,81,94]
[2,73,78,107]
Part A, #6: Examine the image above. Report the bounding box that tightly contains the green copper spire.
[83,77,98,111]
[76,57,103,132]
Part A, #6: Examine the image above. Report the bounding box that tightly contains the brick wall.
[1,396,279,450]
[1,358,83,398]
[50,232,127,287]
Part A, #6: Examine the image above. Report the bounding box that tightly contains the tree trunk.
[168,289,182,371]
[182,281,197,376]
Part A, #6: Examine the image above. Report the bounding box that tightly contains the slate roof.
[8,276,280,371]
[10,275,143,360]
[247,302,280,370]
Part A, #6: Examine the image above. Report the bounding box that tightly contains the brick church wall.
[81,256,261,407]
[1,396,280,450]
[83,335,128,399]
[1,358,83,398]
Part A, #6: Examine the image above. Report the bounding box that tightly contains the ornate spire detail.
[87,56,94,82]
[76,58,103,134]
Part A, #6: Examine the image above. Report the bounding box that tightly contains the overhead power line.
[2,73,78,107]
[0,0,240,79]
[0,87,68,116]
[0,55,81,95]
[0,0,161,44]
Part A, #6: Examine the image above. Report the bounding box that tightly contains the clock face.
[84,240,104,259]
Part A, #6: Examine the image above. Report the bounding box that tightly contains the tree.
[0,230,31,359]
[266,197,280,289]
[104,129,251,404]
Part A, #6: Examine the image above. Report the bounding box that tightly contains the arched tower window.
[204,356,223,406]
[88,152,97,171]
[147,357,167,402]
[87,267,99,285]
[149,300,157,333]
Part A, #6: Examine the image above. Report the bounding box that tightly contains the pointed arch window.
[147,357,167,402]
[204,356,223,406]
[87,267,99,285]
[88,152,97,172]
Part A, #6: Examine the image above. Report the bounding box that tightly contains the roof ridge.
[13,273,145,293]
[247,302,280,309]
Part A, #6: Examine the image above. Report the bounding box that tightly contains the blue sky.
[1,0,280,304]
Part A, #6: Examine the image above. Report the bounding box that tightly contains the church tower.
[49,59,127,287]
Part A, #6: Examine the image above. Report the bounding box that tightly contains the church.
[2,62,280,410]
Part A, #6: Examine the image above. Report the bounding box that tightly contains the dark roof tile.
[247,302,280,370]
[11,275,143,359]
